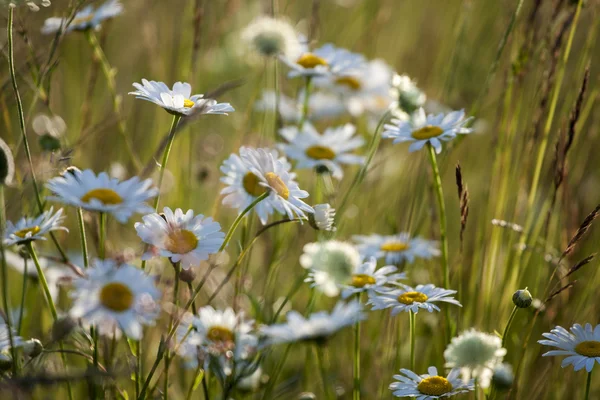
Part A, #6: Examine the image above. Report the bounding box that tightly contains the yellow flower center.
[14,226,41,239]
[411,126,444,140]
[398,291,428,305]
[242,172,268,197]
[265,172,289,200]
[296,53,328,69]
[575,341,600,357]
[81,188,124,205]
[99,282,134,312]
[335,76,362,90]
[165,229,198,254]
[351,274,376,288]
[417,376,453,396]
[207,326,234,343]
[380,242,409,252]
[305,145,336,160]
[183,99,195,108]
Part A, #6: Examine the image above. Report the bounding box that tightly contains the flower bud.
[308,204,336,232]
[22,338,43,358]
[512,288,532,308]
[492,363,514,391]
[179,267,196,283]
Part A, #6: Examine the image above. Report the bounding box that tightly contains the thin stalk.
[501,306,518,349]
[273,57,280,137]
[409,311,416,371]
[26,242,58,320]
[298,76,312,128]
[261,344,292,400]
[584,370,592,400]
[164,263,181,400]
[135,340,142,399]
[154,115,182,210]
[316,345,333,400]
[92,327,99,400]
[219,192,269,253]
[185,366,204,400]
[98,212,107,259]
[353,293,361,400]
[78,208,89,268]
[17,258,28,335]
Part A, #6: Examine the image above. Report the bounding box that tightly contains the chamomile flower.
[279,122,365,179]
[220,148,290,225]
[135,207,224,269]
[69,259,161,339]
[353,232,440,265]
[260,301,364,345]
[46,169,158,223]
[282,42,365,79]
[41,0,122,34]
[368,284,461,315]
[340,257,406,299]
[383,108,473,154]
[129,80,234,117]
[240,147,313,220]
[4,207,67,246]
[300,240,361,297]
[308,203,336,232]
[390,366,475,399]
[444,329,507,389]
[242,16,301,59]
[538,323,600,372]
[390,74,427,117]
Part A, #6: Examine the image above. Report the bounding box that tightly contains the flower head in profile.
[260,301,364,345]
[0,321,24,356]
[391,74,427,117]
[390,366,474,399]
[240,147,313,221]
[353,232,440,265]
[41,0,122,34]
[69,259,161,339]
[46,168,157,223]
[538,323,600,373]
[4,207,67,246]
[383,108,473,154]
[279,122,364,179]
[340,257,405,299]
[282,42,365,79]
[129,80,234,117]
[242,16,300,59]
[308,203,336,232]
[368,284,461,315]
[135,207,224,269]
[444,329,507,389]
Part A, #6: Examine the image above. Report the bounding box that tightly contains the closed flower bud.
[512,288,532,308]
[179,267,196,283]
[22,338,43,358]
[308,204,336,232]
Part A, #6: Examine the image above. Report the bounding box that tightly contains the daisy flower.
[390,74,427,117]
[444,329,507,389]
[241,16,301,59]
[353,232,440,265]
[382,108,473,154]
[135,207,224,269]
[368,284,461,315]
[240,147,313,220]
[340,257,406,299]
[281,42,366,79]
[4,207,67,246]
[0,321,24,354]
[129,80,234,117]
[45,169,158,223]
[390,366,475,399]
[308,203,336,232]
[69,259,161,339]
[279,122,365,179]
[41,0,123,34]
[300,240,361,297]
[539,323,600,372]
[220,148,290,225]
[260,301,364,345]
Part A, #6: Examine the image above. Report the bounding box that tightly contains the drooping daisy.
[390,366,475,399]
[281,42,366,79]
[241,16,301,59]
[135,207,224,269]
[300,240,361,297]
[340,257,406,299]
[383,108,473,154]
[353,232,440,265]
[41,0,123,34]
[4,207,67,246]
[240,147,313,220]
[539,323,600,372]
[46,169,158,223]
[260,301,364,345]
[368,284,461,315]
[220,148,291,225]
[0,321,24,354]
[308,203,336,232]
[69,259,161,339]
[129,80,234,117]
[279,122,365,179]
[255,90,346,123]
[390,74,427,118]
[444,329,507,389]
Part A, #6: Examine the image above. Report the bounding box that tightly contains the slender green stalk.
[98,212,107,259]
[26,242,58,320]
[501,306,518,349]
[78,208,89,268]
[273,57,280,137]
[261,344,292,400]
[17,258,28,335]
[298,76,312,128]
[164,263,181,400]
[316,345,333,400]
[135,340,142,399]
[409,311,416,371]
[92,327,99,400]
[219,192,269,253]
[584,370,592,400]
[353,293,362,400]
[154,115,182,210]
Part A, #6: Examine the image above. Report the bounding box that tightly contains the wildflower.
[340,257,405,299]
[278,122,365,179]
[512,288,533,308]
[282,42,365,79]
[368,284,461,315]
[46,169,158,223]
[69,259,161,339]
[383,108,473,154]
[308,203,336,232]
[255,90,346,123]
[0,321,23,354]
[129,80,234,117]
[242,16,300,59]
[240,147,313,220]
[444,329,507,389]
[41,0,122,34]
[4,208,67,246]
[260,301,364,345]
[353,232,440,265]
[135,207,224,269]
[390,74,426,117]
[539,323,600,372]
[390,366,475,399]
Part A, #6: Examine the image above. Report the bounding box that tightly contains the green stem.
[409,311,416,371]
[98,212,107,259]
[353,293,361,400]
[219,192,269,252]
[501,306,518,349]
[584,370,592,400]
[92,327,99,400]
[164,263,181,400]
[298,76,312,128]
[316,345,333,400]
[26,242,58,321]
[135,340,142,399]
[78,208,89,268]
[154,115,182,210]
[17,258,28,335]
[261,344,292,400]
